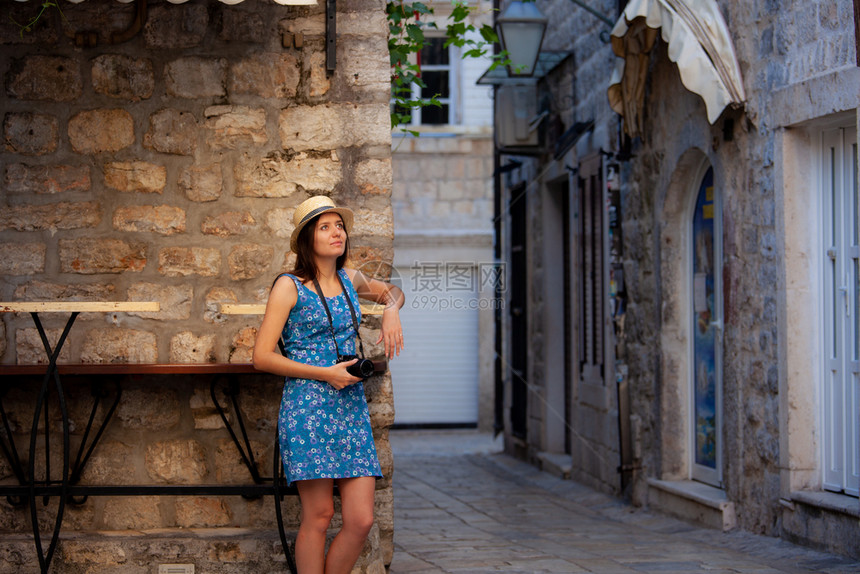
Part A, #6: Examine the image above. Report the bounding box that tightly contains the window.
[822,126,859,497]
[392,37,459,126]
[690,166,723,487]
[578,155,606,386]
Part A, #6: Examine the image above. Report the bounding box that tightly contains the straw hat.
[290,195,354,253]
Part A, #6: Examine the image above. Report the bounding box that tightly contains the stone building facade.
[0,0,395,571]
[390,0,496,430]
[496,0,859,559]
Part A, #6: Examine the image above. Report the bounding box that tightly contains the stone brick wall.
[392,135,493,232]
[499,0,858,557]
[0,0,395,570]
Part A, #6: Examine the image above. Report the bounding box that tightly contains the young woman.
[253,195,404,574]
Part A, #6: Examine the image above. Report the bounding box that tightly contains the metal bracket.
[326,0,336,72]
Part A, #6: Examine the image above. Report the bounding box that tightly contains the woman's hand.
[325,360,363,390]
[378,306,404,359]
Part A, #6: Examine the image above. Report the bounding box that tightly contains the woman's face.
[313,212,347,258]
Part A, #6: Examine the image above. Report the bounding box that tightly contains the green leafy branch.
[387,1,509,134]
[9,1,66,38]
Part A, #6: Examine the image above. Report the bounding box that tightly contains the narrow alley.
[388,430,860,574]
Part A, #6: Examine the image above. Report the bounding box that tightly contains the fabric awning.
[607,0,745,137]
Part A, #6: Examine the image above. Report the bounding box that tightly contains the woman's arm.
[253,275,361,389]
[344,268,405,359]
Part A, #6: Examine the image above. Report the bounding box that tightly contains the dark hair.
[290,213,350,281]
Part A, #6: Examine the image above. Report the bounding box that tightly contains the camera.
[338,355,375,379]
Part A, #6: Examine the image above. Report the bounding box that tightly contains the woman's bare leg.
[323,476,376,574]
[295,479,335,574]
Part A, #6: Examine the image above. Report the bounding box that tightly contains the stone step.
[646,478,737,531]
[536,451,572,480]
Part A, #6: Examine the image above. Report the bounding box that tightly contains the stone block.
[59,238,146,274]
[0,201,101,231]
[102,496,163,530]
[263,207,295,239]
[367,399,394,429]
[221,381,279,434]
[280,16,325,36]
[79,441,136,484]
[215,438,268,483]
[113,205,186,235]
[104,161,167,193]
[279,104,391,151]
[14,280,116,302]
[91,54,154,100]
[128,282,193,320]
[144,3,208,48]
[68,109,134,154]
[165,57,227,98]
[229,327,257,363]
[62,538,130,565]
[190,386,227,430]
[227,243,274,280]
[234,151,342,197]
[5,163,91,194]
[374,484,394,541]
[115,386,180,431]
[338,38,391,99]
[15,328,73,364]
[204,105,267,150]
[179,163,223,202]
[305,51,331,97]
[176,497,232,528]
[348,246,394,276]
[364,372,393,414]
[352,205,393,241]
[206,539,255,563]
[201,210,257,237]
[0,242,45,275]
[158,247,221,277]
[230,53,299,98]
[143,108,198,155]
[81,328,157,364]
[146,439,208,483]
[219,9,265,42]
[4,112,58,155]
[204,287,238,324]
[7,55,82,101]
[170,331,217,364]
[354,159,392,196]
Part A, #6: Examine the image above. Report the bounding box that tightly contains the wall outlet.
[158,566,194,574]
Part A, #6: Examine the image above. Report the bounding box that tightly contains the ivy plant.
[387,1,507,134]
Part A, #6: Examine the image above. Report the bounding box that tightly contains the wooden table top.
[0,302,160,313]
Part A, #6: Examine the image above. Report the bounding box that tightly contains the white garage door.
[388,265,479,426]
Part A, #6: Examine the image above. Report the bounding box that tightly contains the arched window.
[690,166,723,486]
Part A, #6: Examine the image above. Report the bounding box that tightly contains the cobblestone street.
[387,430,860,574]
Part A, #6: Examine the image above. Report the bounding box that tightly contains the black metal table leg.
[68,379,122,503]
[210,374,264,484]
[0,386,28,506]
[28,311,77,574]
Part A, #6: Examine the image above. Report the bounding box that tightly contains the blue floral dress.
[277,269,382,485]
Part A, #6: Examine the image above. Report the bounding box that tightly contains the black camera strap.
[312,273,366,360]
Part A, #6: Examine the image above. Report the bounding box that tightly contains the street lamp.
[496,1,548,78]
